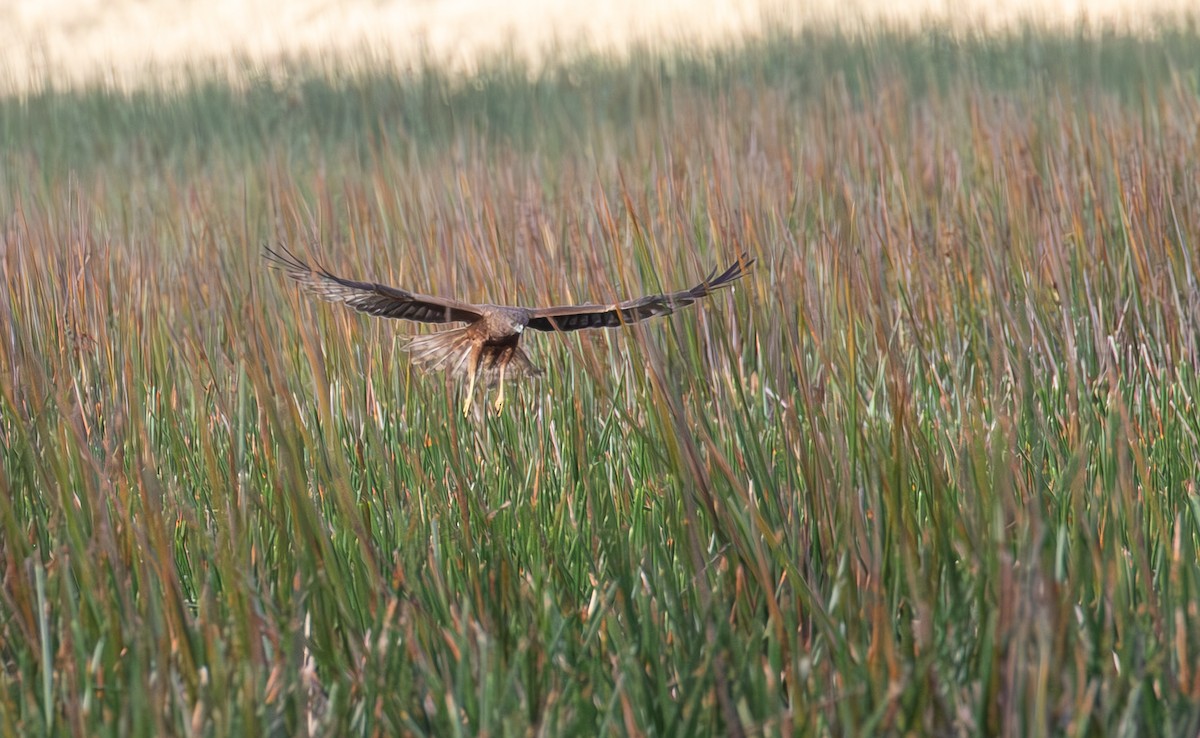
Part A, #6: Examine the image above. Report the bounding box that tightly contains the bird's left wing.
[265,246,485,324]
[525,255,754,332]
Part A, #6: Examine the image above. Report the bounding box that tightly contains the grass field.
[3,22,1200,736]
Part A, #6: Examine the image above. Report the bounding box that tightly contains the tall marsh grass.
[3,23,1200,735]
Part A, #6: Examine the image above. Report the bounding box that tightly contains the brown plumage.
[265,246,753,414]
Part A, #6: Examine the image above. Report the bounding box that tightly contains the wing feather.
[526,255,754,332]
[265,246,483,325]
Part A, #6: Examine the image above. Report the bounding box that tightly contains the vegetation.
[3,21,1200,736]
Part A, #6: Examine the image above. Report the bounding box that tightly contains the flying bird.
[265,246,753,415]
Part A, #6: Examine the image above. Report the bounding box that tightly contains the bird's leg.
[492,363,507,415]
[462,371,477,417]
[462,352,481,417]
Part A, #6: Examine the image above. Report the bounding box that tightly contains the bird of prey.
[265,247,753,415]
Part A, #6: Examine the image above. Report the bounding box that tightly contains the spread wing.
[526,255,754,332]
[265,246,484,324]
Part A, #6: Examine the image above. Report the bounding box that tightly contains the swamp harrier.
[266,247,753,415]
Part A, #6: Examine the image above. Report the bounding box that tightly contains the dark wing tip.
[716,253,755,282]
[264,244,348,288]
[263,244,316,274]
[699,253,755,292]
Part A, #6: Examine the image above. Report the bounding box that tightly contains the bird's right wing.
[265,246,484,324]
[525,255,754,332]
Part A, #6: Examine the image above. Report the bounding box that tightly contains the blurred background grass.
[3,22,1200,736]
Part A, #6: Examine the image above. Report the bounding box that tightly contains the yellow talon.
[462,362,479,417]
[492,364,507,415]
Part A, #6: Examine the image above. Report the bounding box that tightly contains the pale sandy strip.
[1,0,1194,93]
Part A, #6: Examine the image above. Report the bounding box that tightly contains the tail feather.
[445,344,476,377]
[484,347,544,386]
[402,328,544,383]
[506,348,544,379]
[404,328,478,377]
